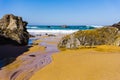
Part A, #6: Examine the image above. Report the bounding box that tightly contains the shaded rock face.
[0,14,29,45]
[111,22,120,30]
[58,27,120,49]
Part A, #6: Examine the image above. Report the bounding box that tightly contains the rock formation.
[61,25,68,28]
[111,22,120,30]
[0,14,29,45]
[58,27,120,49]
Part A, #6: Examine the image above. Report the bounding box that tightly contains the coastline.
[0,1,119,79]
[27,29,79,35]
[27,25,96,35]
[0,24,119,80]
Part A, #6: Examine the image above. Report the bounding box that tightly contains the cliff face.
[0,14,29,45]
[58,27,120,49]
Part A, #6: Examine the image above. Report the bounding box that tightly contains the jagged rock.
[110,22,120,30]
[64,34,80,48]
[0,14,29,45]
[48,34,56,37]
[58,27,119,49]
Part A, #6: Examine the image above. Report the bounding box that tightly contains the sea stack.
[61,25,68,28]
[0,14,29,45]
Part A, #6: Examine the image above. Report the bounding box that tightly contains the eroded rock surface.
[58,27,120,49]
[0,14,29,45]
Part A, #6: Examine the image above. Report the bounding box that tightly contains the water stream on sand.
[0,35,62,80]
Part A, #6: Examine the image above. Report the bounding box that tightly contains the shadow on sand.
[0,45,31,68]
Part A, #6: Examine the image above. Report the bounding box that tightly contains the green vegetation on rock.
[58,27,120,49]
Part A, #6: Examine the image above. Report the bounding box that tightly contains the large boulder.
[0,14,29,45]
[58,27,120,49]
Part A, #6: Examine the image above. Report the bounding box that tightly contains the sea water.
[27,25,99,45]
[27,25,96,35]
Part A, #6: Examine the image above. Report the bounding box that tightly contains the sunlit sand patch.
[24,45,45,55]
[30,45,120,80]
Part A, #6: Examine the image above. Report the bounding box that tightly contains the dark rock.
[29,34,35,37]
[61,25,68,28]
[45,33,48,35]
[109,22,120,30]
[48,34,56,37]
[29,55,36,57]
[47,26,51,28]
[36,34,42,36]
[0,14,29,45]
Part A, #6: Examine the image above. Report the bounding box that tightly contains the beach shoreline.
[1,26,120,80]
[1,31,120,80]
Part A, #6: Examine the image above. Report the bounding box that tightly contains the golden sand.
[30,45,120,80]
[24,39,44,54]
[24,45,44,54]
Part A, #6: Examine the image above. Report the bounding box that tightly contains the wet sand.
[0,34,65,80]
[0,45,31,68]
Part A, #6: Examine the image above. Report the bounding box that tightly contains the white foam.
[91,25,103,28]
[27,29,78,35]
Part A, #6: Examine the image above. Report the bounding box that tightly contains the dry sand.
[30,45,120,80]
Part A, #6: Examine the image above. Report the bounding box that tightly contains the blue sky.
[0,0,120,25]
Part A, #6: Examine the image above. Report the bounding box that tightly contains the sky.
[0,0,120,25]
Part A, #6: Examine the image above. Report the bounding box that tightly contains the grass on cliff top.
[30,45,120,80]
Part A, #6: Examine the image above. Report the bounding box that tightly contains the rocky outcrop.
[0,14,29,45]
[61,25,68,28]
[111,22,120,30]
[58,27,120,49]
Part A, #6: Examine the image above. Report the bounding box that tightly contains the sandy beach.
[1,31,120,80]
[1,32,120,80]
[1,0,120,79]
[30,46,120,80]
[0,33,120,80]
[0,33,65,80]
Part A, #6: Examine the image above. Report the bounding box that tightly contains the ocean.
[27,25,97,35]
